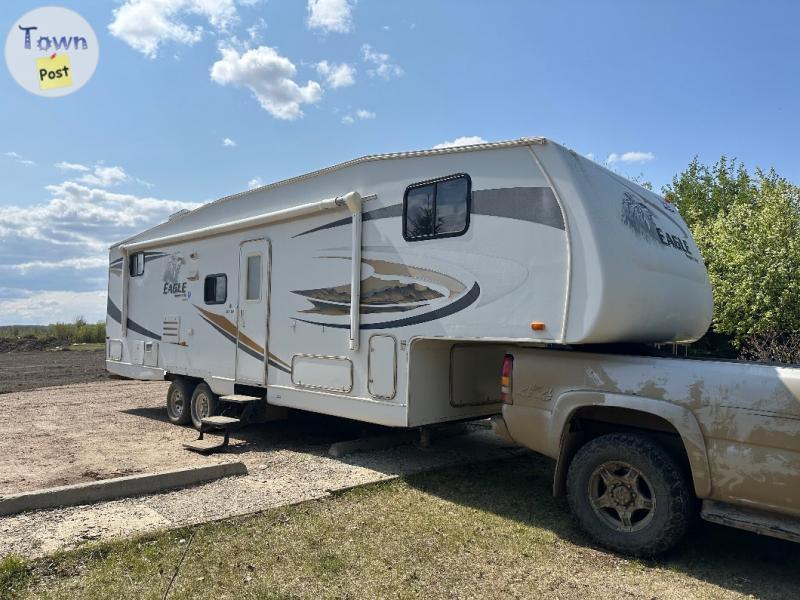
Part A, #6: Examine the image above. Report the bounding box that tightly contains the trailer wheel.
[566,432,692,556]
[166,379,194,426]
[190,383,219,431]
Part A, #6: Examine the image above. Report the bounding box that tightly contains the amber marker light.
[530,321,545,331]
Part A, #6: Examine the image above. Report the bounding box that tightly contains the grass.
[3,457,800,599]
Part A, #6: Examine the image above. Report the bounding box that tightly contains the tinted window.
[204,274,227,304]
[246,255,261,300]
[129,252,145,277]
[403,174,470,241]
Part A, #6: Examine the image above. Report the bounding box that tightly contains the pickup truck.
[491,345,800,555]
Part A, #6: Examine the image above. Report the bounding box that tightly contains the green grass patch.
[4,457,800,599]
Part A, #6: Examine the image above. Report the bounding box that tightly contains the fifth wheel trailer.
[106,136,712,428]
[105,137,800,553]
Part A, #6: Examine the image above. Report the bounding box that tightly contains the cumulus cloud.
[248,176,263,188]
[77,165,130,187]
[0,290,108,325]
[361,44,403,79]
[315,60,355,88]
[109,0,239,58]
[4,151,36,167]
[222,137,237,147]
[210,46,323,120]
[433,136,487,149]
[307,0,355,33]
[606,151,655,165]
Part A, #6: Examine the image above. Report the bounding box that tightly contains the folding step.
[201,415,241,428]
[183,435,228,454]
[219,394,262,404]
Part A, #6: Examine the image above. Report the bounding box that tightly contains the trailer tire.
[566,432,692,556]
[190,383,219,431]
[166,379,195,426]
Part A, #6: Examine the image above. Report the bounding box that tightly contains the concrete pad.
[0,462,248,517]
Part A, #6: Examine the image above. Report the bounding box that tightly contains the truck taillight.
[500,353,514,404]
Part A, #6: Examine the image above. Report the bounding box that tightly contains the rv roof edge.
[121,192,361,253]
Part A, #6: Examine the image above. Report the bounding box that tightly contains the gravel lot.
[0,361,519,558]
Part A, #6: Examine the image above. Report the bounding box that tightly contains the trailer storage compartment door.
[368,334,396,399]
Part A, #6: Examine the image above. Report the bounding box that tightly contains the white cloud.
[4,151,36,167]
[248,176,263,188]
[55,161,91,172]
[77,165,130,187]
[433,136,487,149]
[315,60,356,88]
[8,257,108,273]
[222,137,237,147]
[606,151,655,165]
[246,17,267,42]
[341,108,375,125]
[585,153,596,161]
[0,290,108,325]
[307,0,354,34]
[109,0,239,59]
[210,46,323,120]
[361,44,403,79]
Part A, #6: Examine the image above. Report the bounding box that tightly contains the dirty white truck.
[106,138,799,555]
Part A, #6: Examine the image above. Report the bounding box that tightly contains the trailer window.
[129,252,145,277]
[204,274,227,304]
[403,174,470,241]
[246,255,261,301]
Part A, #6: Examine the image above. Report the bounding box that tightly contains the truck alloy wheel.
[566,433,692,556]
[588,461,656,532]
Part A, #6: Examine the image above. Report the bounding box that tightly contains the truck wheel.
[566,433,692,556]
[190,383,219,431]
[166,379,195,426]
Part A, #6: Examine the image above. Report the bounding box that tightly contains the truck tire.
[566,432,693,556]
[190,383,219,431]
[166,378,195,426]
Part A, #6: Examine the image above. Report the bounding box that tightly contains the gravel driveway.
[0,378,519,557]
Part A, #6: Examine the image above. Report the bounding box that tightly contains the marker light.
[500,353,514,405]
[530,321,545,331]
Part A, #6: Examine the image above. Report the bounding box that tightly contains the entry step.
[183,437,228,454]
[219,394,262,404]
[201,415,241,428]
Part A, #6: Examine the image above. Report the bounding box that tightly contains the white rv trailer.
[105,137,712,432]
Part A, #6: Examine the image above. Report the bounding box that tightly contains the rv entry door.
[235,239,270,385]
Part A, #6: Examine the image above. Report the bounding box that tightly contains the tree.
[664,159,800,354]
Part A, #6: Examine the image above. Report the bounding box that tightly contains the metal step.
[201,415,241,428]
[219,394,262,404]
[183,436,228,454]
[702,500,800,544]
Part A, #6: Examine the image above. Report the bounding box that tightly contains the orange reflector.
[530,321,545,331]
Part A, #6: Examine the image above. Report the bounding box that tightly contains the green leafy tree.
[664,159,800,353]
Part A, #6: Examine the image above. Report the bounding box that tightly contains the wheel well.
[552,406,692,497]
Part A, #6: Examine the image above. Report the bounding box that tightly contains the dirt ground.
[0,350,519,557]
[0,348,108,395]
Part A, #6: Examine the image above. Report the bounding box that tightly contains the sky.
[1,0,799,324]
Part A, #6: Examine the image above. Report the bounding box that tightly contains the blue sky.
[1,0,799,324]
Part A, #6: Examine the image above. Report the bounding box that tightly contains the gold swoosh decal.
[194,305,264,354]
